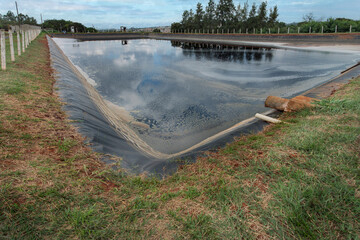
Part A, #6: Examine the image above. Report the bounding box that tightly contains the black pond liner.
[47,36,360,176]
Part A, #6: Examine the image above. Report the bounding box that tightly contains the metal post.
[1,30,6,70]
[9,30,15,62]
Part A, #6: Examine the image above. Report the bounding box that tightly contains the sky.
[1,0,359,29]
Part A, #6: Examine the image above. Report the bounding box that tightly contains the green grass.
[0,33,359,239]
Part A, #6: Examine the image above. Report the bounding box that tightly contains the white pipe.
[255,113,282,124]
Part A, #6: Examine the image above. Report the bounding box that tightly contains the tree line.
[171,0,279,32]
[0,10,96,33]
[0,11,37,30]
[293,16,359,33]
[43,19,97,33]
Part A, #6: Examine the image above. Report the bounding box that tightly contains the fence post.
[239,29,242,34]
[1,30,6,70]
[246,28,248,34]
[309,27,311,34]
[335,25,337,33]
[287,27,290,34]
[268,28,270,34]
[25,30,28,47]
[277,28,280,34]
[321,26,324,34]
[260,28,262,34]
[22,30,25,52]
[298,27,300,34]
[350,25,352,33]
[253,28,255,34]
[9,30,15,62]
[17,31,21,56]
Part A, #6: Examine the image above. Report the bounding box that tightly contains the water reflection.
[171,41,273,62]
[53,38,356,154]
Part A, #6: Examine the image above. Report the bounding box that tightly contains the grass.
[0,33,359,239]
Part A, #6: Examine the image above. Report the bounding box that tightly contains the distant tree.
[240,1,249,22]
[0,11,38,29]
[153,28,161,33]
[303,13,315,22]
[43,19,87,33]
[268,5,279,27]
[246,2,257,29]
[4,11,17,23]
[171,0,283,33]
[86,27,97,33]
[181,10,190,26]
[171,22,182,32]
[204,0,216,29]
[257,1,268,27]
[194,3,205,29]
[216,0,236,28]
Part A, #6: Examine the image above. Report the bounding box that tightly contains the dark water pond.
[53,38,357,156]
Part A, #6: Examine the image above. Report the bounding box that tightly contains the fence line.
[171,25,355,34]
[0,25,41,71]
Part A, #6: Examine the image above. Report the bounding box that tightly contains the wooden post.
[1,30,6,70]
[21,30,25,52]
[9,30,15,62]
[17,31,21,56]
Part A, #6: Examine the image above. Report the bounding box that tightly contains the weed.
[57,139,77,153]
